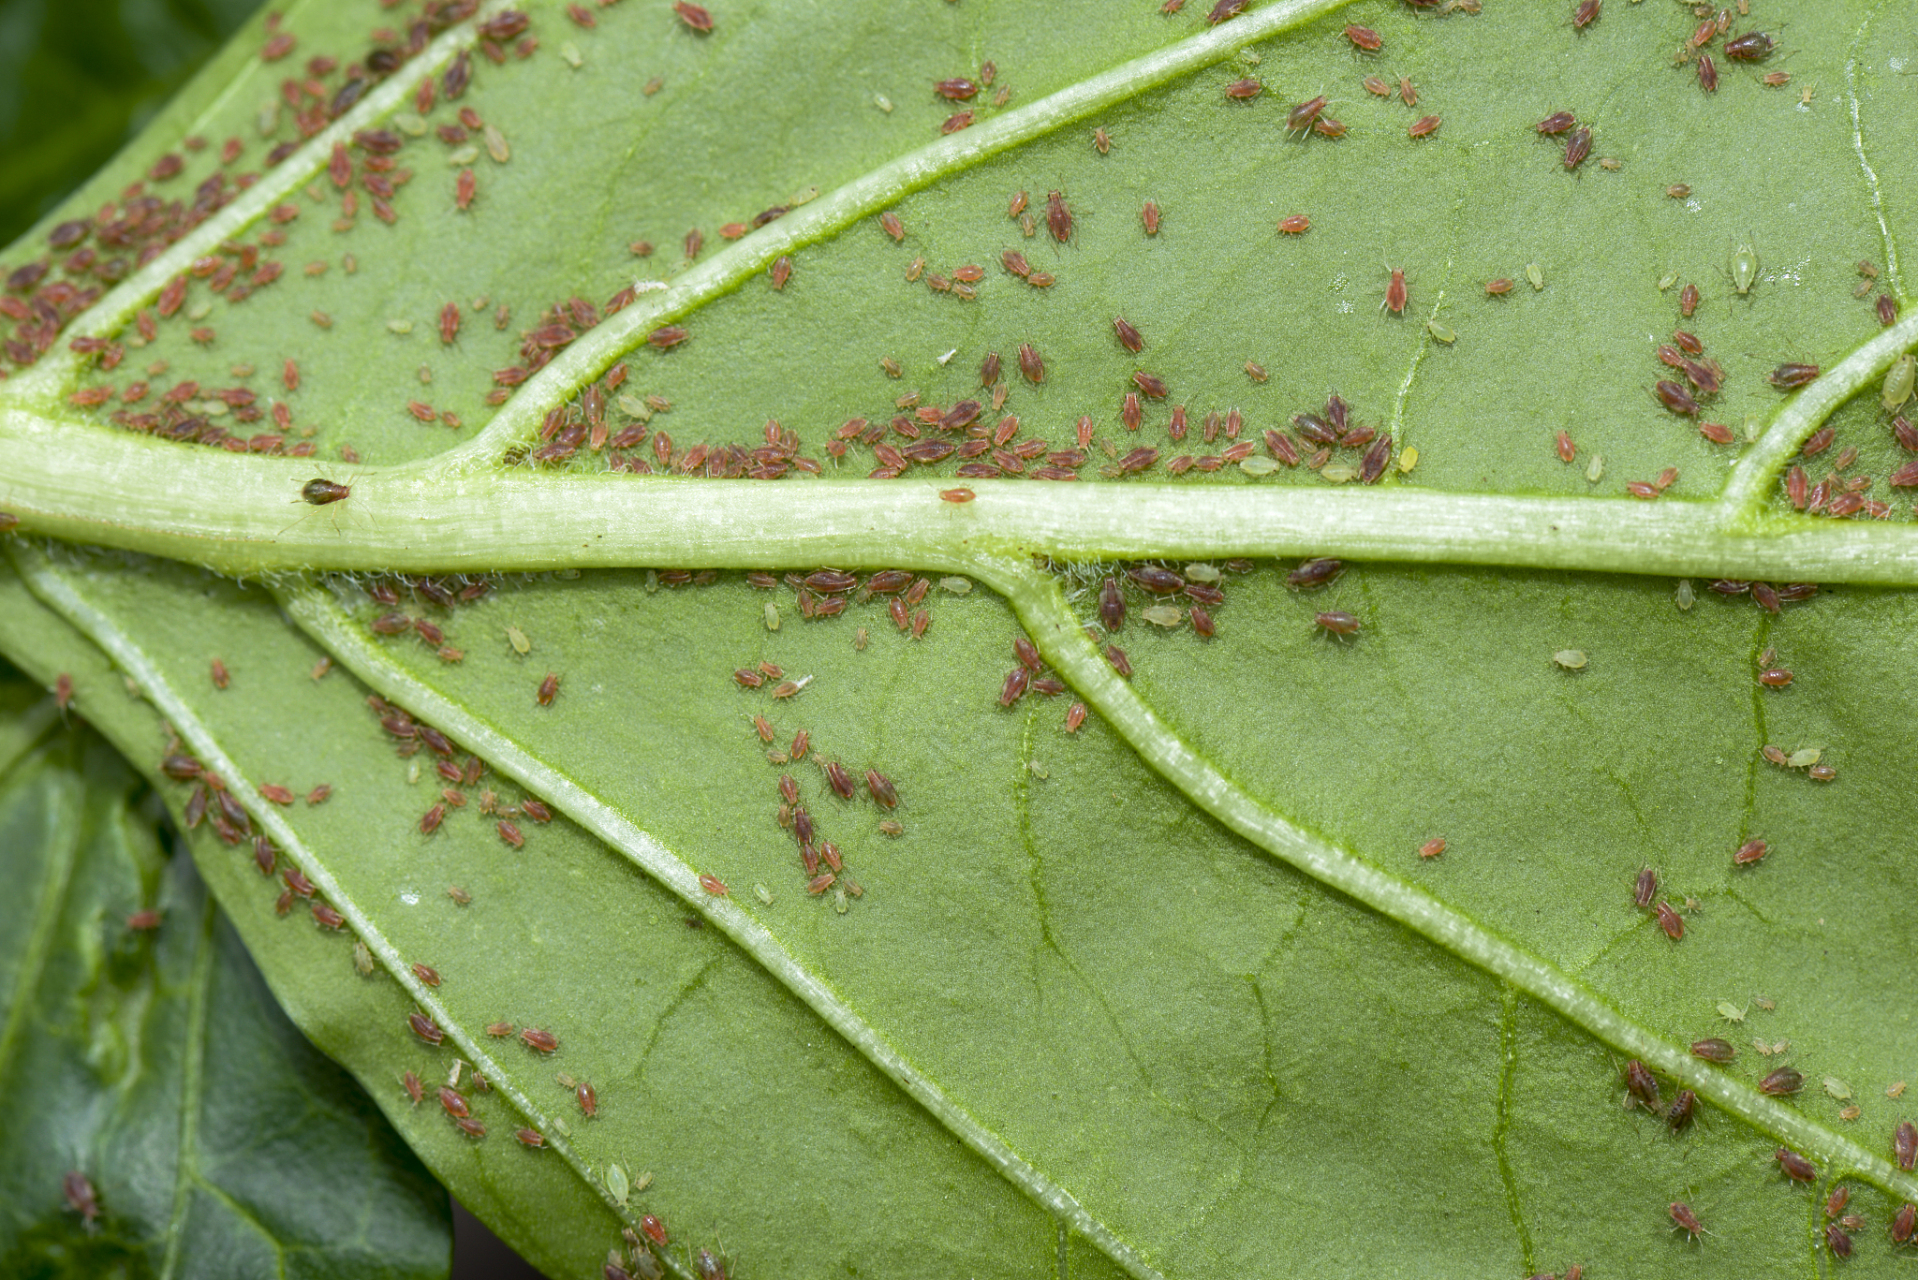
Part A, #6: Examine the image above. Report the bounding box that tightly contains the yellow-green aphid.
[1730,238,1759,295]
[1882,352,1915,413]
[1526,262,1545,291]
[1674,579,1695,610]
[1427,319,1457,344]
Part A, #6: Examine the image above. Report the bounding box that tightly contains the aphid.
[1691,1037,1736,1062]
[1099,576,1126,631]
[63,1172,100,1226]
[1757,668,1793,688]
[825,760,856,799]
[1667,1089,1696,1131]
[1573,0,1600,27]
[1000,668,1030,706]
[1882,353,1915,412]
[1485,277,1515,297]
[1895,1202,1916,1244]
[1633,867,1660,910]
[1809,764,1836,781]
[1383,267,1408,314]
[1105,645,1133,677]
[1762,1069,1805,1097]
[1132,371,1168,399]
[1564,128,1591,170]
[1734,838,1768,865]
[866,769,898,808]
[1879,294,1898,327]
[455,1117,485,1139]
[934,78,978,101]
[1536,111,1577,135]
[1206,0,1247,23]
[498,819,524,849]
[1142,201,1160,235]
[1679,283,1700,317]
[411,962,441,987]
[1697,54,1718,92]
[770,256,792,290]
[1398,75,1417,106]
[409,1012,444,1045]
[1774,1146,1817,1181]
[1826,1185,1851,1219]
[302,476,352,506]
[1553,429,1578,463]
[537,673,559,705]
[1018,342,1044,383]
[1065,702,1087,733]
[1723,30,1774,61]
[640,1214,668,1246]
[1045,190,1073,243]
[941,487,976,504]
[515,1127,546,1148]
[1825,1223,1852,1261]
[1656,901,1684,939]
[520,1027,559,1053]
[1408,114,1441,139]
[1770,363,1818,390]
[1278,214,1310,235]
[1113,316,1145,352]
[1092,127,1112,155]
[1668,183,1692,199]
[521,799,551,824]
[1225,76,1263,100]
[1343,23,1383,50]
[1894,1120,1916,1171]
[1418,837,1446,859]
[673,1,714,31]
[438,1085,470,1119]
[1670,1202,1705,1240]
[1552,650,1588,671]
[1655,380,1699,416]
[1751,580,1780,613]
[1008,189,1029,219]
[1315,611,1359,636]
[447,885,471,905]
[1625,1059,1661,1109]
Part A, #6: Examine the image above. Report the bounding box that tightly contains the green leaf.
[2,0,1918,1276]
[0,662,451,1280]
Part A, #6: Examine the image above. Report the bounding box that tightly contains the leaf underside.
[2,0,1918,1278]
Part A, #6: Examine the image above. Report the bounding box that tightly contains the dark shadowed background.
[0,3,546,1274]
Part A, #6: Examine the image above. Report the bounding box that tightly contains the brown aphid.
[1895,1202,1916,1244]
[1363,75,1393,98]
[1770,363,1819,390]
[520,1027,558,1053]
[208,659,231,690]
[770,256,792,291]
[1018,342,1045,383]
[1092,127,1112,155]
[1656,901,1684,939]
[1418,837,1446,859]
[1285,558,1345,589]
[1564,127,1591,170]
[447,885,472,905]
[940,487,976,504]
[498,819,524,849]
[1315,611,1359,637]
[1278,214,1311,235]
[438,1085,470,1119]
[1099,576,1126,631]
[420,803,446,835]
[1734,838,1768,866]
[412,962,441,987]
[1408,114,1441,139]
[576,1081,597,1117]
[1655,380,1700,416]
[1398,75,1417,106]
[1808,764,1836,781]
[1691,1037,1737,1062]
[1000,668,1030,706]
[1064,702,1088,733]
[673,0,714,31]
[1724,30,1775,60]
[1141,200,1160,235]
[1827,1185,1851,1219]
[1825,1223,1852,1261]
[1225,76,1263,100]
[934,78,978,101]
[1132,372,1167,400]
[879,211,905,242]
[1286,95,1328,133]
[1045,190,1072,243]
[537,673,559,705]
[1894,1120,1916,1171]
[455,1116,486,1137]
[866,769,899,808]
[1633,867,1659,908]
[1667,1089,1696,1131]
[521,799,552,824]
[1553,429,1578,463]
[1536,111,1577,135]
[409,1011,444,1045]
[1775,1146,1817,1181]
[1383,267,1408,314]
[1762,1069,1805,1097]
[1105,645,1132,677]
[1625,1059,1661,1109]
[1697,54,1718,92]
[825,760,856,799]
[1113,316,1145,353]
[1487,277,1515,297]
[1572,0,1600,26]
[1668,183,1692,199]
[515,1127,546,1148]
[1757,668,1794,688]
[402,1069,424,1105]
[1679,283,1700,317]
[1670,1202,1705,1240]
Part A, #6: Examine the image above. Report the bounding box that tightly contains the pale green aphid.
[1552,649,1588,670]
[1142,605,1184,628]
[1427,319,1457,344]
[763,602,780,631]
[1717,1000,1747,1023]
[1674,579,1695,610]
[1184,563,1222,583]
[1787,747,1822,768]
[605,1163,630,1206]
[1882,352,1915,413]
[1526,263,1545,291]
[754,883,774,905]
[1730,238,1759,295]
[1585,453,1604,482]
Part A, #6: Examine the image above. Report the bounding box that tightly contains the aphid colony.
[357,570,494,662]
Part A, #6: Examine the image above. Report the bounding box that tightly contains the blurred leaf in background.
[0,0,263,245]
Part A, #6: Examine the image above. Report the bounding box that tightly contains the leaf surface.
[0,660,451,1280]
[2,0,1918,1277]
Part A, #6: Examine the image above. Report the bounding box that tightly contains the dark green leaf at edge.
[0,658,451,1280]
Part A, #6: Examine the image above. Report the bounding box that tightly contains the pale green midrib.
[2,544,631,1245]
[976,554,1918,1207]
[271,579,1169,1280]
[14,407,1918,582]
[0,754,81,1097]
[1721,307,1918,517]
[158,905,219,1280]
[0,3,503,406]
[419,0,1357,474]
